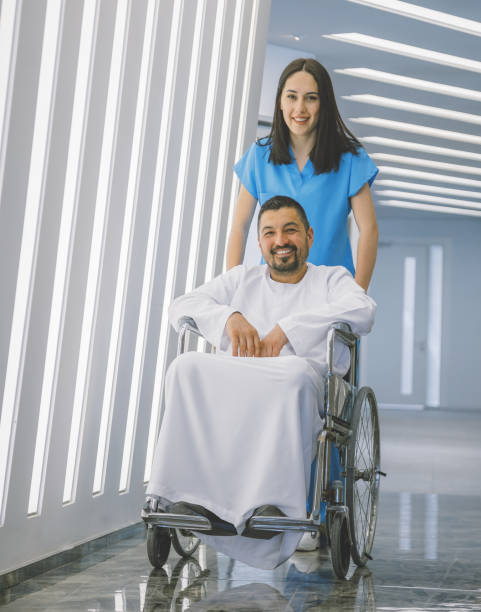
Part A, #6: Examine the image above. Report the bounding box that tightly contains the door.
[362,242,428,407]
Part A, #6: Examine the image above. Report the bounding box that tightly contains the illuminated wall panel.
[0,0,64,522]
[0,0,271,574]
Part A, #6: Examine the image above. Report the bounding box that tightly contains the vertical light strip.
[92,0,159,496]
[63,0,131,504]
[223,0,259,270]
[204,0,244,283]
[426,246,443,408]
[139,582,147,612]
[184,0,226,293]
[122,0,183,485]
[181,564,190,590]
[0,0,64,523]
[119,0,205,491]
[0,0,22,210]
[424,493,438,560]
[143,0,206,485]
[114,590,127,612]
[400,256,416,396]
[199,544,207,570]
[28,0,99,515]
[399,491,411,551]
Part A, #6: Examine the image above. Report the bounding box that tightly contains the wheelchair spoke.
[354,483,370,541]
[356,405,372,467]
[356,481,373,550]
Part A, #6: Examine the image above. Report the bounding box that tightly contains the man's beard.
[269,246,301,273]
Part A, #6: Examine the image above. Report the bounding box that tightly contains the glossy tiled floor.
[1,408,481,611]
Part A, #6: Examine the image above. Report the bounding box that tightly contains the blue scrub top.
[233,138,378,275]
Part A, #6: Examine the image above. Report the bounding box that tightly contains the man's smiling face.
[258,207,313,281]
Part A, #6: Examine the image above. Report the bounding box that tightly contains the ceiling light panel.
[375,180,481,200]
[347,0,481,37]
[344,95,481,125]
[324,33,481,73]
[377,166,481,188]
[375,190,481,210]
[371,153,481,176]
[350,117,481,145]
[335,68,481,102]
[377,199,481,218]
[360,137,481,162]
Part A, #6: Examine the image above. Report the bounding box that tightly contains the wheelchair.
[142,316,384,579]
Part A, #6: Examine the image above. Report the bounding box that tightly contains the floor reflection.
[424,493,438,561]
[2,408,481,610]
[143,558,208,611]
[1,490,481,610]
[141,551,376,612]
[399,491,412,551]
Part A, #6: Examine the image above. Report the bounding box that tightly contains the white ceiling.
[267,0,481,220]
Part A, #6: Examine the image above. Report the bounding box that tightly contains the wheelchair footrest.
[248,516,320,533]
[142,510,212,531]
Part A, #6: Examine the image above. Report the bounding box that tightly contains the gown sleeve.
[348,146,379,198]
[233,142,259,199]
[277,267,377,367]
[168,266,246,349]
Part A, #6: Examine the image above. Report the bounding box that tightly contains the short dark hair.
[257,195,310,233]
[261,58,361,174]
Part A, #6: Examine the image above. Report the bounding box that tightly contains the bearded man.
[146,195,376,569]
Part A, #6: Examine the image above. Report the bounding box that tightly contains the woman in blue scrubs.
[226,58,378,291]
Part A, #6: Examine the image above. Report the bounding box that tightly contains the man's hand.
[225,312,261,357]
[260,324,288,357]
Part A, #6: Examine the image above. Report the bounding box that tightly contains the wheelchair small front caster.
[330,513,351,579]
[147,525,171,568]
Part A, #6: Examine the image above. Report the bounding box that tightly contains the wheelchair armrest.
[177,317,206,355]
[327,322,359,386]
[178,316,201,335]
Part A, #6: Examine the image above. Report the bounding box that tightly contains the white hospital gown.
[147,263,376,569]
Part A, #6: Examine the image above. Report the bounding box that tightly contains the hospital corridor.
[1,0,481,610]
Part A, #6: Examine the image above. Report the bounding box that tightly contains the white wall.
[0,0,271,574]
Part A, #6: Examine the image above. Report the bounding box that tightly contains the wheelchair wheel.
[147,525,171,568]
[330,512,351,579]
[171,528,200,557]
[346,386,380,567]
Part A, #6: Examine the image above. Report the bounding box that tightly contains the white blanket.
[147,351,324,569]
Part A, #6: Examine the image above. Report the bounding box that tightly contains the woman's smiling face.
[280,70,320,139]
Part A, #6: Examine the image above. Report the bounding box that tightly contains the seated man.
[146,195,376,569]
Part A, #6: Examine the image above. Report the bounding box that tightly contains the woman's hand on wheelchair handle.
[226,312,261,357]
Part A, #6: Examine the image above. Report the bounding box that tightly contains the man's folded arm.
[168,265,246,348]
[277,267,377,359]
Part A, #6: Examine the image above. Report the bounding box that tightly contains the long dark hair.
[263,58,361,174]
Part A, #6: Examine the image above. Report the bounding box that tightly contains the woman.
[226,58,378,291]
